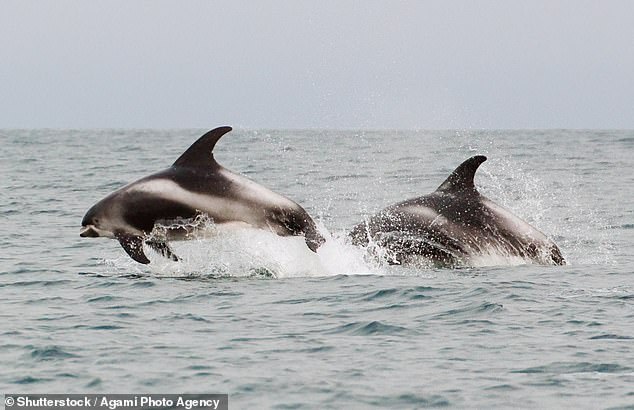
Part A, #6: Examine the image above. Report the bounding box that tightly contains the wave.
[325,320,410,336]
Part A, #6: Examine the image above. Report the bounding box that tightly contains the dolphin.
[80,126,325,264]
[349,155,565,266]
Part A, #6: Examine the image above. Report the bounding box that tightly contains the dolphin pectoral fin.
[116,233,151,264]
[376,232,460,267]
[145,240,180,262]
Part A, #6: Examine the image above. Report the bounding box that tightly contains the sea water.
[1,129,633,408]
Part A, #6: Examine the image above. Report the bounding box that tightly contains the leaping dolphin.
[80,126,325,264]
[349,155,565,266]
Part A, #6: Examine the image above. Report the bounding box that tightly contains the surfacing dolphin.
[349,155,565,267]
[80,126,325,264]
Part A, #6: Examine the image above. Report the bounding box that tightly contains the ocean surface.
[1,129,633,409]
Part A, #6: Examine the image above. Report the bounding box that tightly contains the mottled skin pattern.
[81,127,325,264]
[349,156,565,267]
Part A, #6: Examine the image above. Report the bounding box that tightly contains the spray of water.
[98,220,381,279]
[101,222,567,280]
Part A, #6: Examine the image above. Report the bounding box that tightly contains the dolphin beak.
[80,225,99,238]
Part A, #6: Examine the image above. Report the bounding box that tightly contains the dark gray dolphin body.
[349,156,565,266]
[80,126,325,264]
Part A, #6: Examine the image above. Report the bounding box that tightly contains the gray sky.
[2,0,633,129]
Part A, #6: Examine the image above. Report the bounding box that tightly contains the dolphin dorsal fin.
[436,155,487,193]
[172,126,232,168]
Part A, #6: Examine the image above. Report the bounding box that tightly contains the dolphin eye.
[94,218,100,224]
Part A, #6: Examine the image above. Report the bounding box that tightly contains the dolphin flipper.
[146,239,180,262]
[116,233,151,264]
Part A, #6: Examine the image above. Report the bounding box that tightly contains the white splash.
[131,221,380,279]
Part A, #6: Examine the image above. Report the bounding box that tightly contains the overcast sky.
[2,0,633,129]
